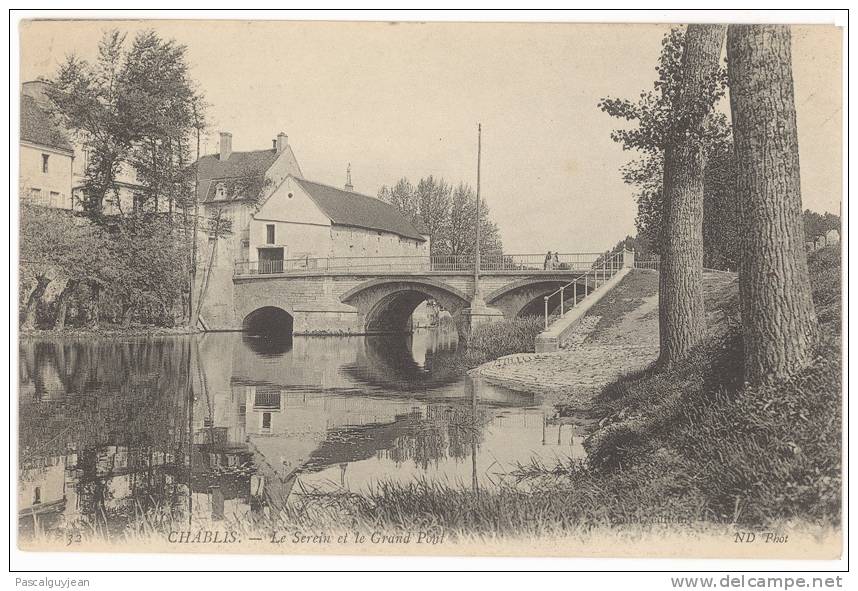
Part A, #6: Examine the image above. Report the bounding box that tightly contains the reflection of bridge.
[200,251,636,336]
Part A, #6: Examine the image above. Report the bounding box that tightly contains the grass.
[581,269,659,337]
[457,316,545,368]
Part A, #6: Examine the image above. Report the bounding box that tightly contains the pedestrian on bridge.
[552,251,560,270]
[544,251,553,270]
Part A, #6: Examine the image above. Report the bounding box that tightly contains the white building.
[19,90,74,209]
[196,132,430,273]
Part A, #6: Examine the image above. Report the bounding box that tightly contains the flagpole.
[474,123,481,294]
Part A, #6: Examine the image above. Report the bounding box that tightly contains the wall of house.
[247,176,429,264]
[329,226,428,259]
[20,144,73,209]
[71,145,169,214]
[249,177,332,263]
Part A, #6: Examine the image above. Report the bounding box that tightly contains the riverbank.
[19,324,201,339]
[347,246,841,538]
[470,269,665,403]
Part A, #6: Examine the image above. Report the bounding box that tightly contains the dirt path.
[471,269,737,405]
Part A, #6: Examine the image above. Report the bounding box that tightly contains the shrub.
[462,316,544,365]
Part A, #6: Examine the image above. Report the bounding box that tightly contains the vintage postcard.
[14,16,844,564]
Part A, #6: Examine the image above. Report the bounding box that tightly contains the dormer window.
[215,183,227,200]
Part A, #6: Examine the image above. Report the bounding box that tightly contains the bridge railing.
[542,250,627,330]
[634,256,660,271]
[234,253,609,276]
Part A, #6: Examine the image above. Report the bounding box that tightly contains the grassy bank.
[352,246,842,534]
[19,324,201,339]
[457,316,544,368]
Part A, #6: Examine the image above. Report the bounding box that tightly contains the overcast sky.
[20,20,842,253]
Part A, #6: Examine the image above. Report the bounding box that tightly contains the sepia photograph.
[10,10,846,575]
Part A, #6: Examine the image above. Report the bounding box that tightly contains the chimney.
[344,163,354,191]
[219,132,232,161]
[276,132,288,154]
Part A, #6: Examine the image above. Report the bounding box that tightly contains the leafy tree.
[415,176,452,256]
[803,209,827,249]
[104,217,190,327]
[39,29,207,330]
[48,31,135,216]
[379,177,503,258]
[448,183,502,257]
[599,26,736,269]
[378,178,419,224]
[19,205,112,329]
[47,29,204,218]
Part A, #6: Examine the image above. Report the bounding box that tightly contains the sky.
[19,20,843,253]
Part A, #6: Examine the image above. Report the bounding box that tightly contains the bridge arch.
[486,276,592,319]
[242,306,294,337]
[341,278,471,334]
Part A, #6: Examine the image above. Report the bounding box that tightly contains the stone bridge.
[198,252,635,337]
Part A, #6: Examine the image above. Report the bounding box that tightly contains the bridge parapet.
[234,252,609,277]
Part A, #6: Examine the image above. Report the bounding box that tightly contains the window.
[41,154,49,173]
[215,183,227,200]
[262,412,272,431]
[33,487,41,505]
[29,188,42,204]
[266,224,275,245]
[50,191,60,207]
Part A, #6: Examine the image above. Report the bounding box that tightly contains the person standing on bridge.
[544,251,553,270]
[552,251,561,270]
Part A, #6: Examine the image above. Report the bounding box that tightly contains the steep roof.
[196,145,304,203]
[293,177,426,242]
[197,149,280,181]
[20,94,73,153]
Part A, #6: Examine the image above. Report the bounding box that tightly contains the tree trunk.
[122,302,134,328]
[193,237,219,328]
[658,24,726,366]
[87,282,102,328]
[53,278,78,330]
[20,274,51,329]
[727,25,819,383]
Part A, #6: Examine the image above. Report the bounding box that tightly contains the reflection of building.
[18,455,74,516]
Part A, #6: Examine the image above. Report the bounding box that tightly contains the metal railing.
[542,250,626,330]
[634,256,660,271]
[234,252,610,276]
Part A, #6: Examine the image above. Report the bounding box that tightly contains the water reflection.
[18,328,586,539]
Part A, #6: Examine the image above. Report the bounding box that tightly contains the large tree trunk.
[658,24,726,366]
[727,25,819,383]
[53,278,78,330]
[20,274,51,329]
[87,282,102,328]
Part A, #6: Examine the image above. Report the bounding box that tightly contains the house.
[21,80,147,214]
[20,87,74,209]
[197,132,430,272]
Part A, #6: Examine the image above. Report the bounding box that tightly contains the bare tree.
[658,24,727,366]
[727,24,819,383]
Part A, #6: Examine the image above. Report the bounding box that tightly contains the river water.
[18,328,585,539]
